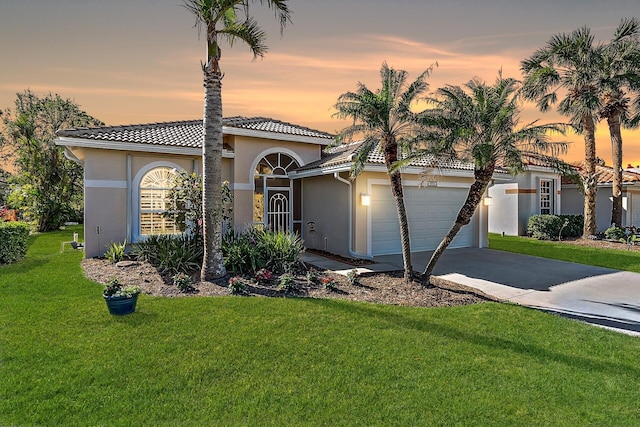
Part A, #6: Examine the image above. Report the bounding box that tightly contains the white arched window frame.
[132,161,184,241]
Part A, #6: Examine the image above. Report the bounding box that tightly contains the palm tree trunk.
[423,165,494,282]
[389,171,413,281]
[582,114,598,237]
[383,139,413,281]
[200,51,227,281]
[607,112,623,228]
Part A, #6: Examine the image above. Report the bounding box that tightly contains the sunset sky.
[2,0,640,166]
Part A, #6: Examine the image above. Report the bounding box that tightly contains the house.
[55,117,489,259]
[487,166,562,236]
[561,163,640,231]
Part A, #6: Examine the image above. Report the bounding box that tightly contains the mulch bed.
[82,258,495,308]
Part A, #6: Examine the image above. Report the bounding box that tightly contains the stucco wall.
[489,169,561,236]
[73,134,325,258]
[80,148,200,257]
[301,174,350,258]
[488,183,519,235]
[562,185,640,232]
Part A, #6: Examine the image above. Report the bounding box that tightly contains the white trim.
[55,136,234,158]
[222,126,332,145]
[85,179,127,189]
[131,161,185,242]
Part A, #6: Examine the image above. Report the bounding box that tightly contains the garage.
[370,184,475,255]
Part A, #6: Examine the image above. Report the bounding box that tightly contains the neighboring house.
[561,163,640,231]
[55,117,489,259]
[487,166,562,236]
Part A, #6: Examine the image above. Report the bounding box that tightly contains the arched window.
[139,167,179,236]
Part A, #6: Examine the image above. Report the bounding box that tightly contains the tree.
[0,90,102,231]
[333,62,436,281]
[417,73,567,282]
[521,26,604,237]
[183,0,291,281]
[597,18,640,227]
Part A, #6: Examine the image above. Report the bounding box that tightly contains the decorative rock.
[116,261,139,268]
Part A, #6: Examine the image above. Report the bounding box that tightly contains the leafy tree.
[521,26,605,236]
[333,62,436,281]
[597,19,640,227]
[416,73,567,282]
[163,170,233,237]
[183,0,291,281]
[0,90,102,231]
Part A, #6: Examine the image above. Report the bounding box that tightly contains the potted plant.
[103,278,141,315]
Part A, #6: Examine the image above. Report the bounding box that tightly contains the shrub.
[278,273,296,291]
[0,221,30,264]
[228,276,246,295]
[320,276,336,291]
[132,234,203,275]
[258,230,304,274]
[527,214,584,240]
[254,268,272,285]
[605,226,626,240]
[222,228,304,275]
[347,269,360,286]
[222,228,263,275]
[172,272,192,292]
[306,269,320,286]
[105,240,126,263]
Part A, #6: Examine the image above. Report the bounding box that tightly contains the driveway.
[374,248,640,336]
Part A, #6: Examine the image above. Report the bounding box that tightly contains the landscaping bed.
[82,257,493,307]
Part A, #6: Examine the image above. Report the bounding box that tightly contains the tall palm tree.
[333,62,436,281]
[418,73,567,282]
[597,18,640,227]
[521,26,602,236]
[183,0,291,281]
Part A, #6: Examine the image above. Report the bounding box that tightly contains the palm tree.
[183,0,291,281]
[333,62,436,281]
[597,18,640,227]
[418,73,567,282]
[521,26,603,236]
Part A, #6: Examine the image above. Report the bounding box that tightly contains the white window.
[540,179,553,215]
[139,167,179,236]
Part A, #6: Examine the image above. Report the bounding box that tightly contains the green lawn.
[1,228,639,426]
[489,233,640,273]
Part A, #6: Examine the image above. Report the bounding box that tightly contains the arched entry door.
[253,153,301,234]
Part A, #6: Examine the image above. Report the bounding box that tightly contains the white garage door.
[371,184,474,255]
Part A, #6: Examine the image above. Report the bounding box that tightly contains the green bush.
[605,226,626,240]
[222,228,304,275]
[105,240,127,263]
[527,214,584,240]
[222,228,264,275]
[0,221,30,264]
[258,230,304,274]
[132,234,203,275]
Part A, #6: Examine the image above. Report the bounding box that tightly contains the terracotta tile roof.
[295,140,475,172]
[55,117,334,149]
[561,162,640,185]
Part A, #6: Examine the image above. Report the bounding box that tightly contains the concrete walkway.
[302,248,640,336]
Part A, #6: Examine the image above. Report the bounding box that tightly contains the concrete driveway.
[374,248,640,336]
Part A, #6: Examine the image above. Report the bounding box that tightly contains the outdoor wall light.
[361,193,371,206]
[483,196,493,206]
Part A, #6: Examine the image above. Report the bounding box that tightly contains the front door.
[266,187,291,232]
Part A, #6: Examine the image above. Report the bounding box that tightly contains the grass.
[489,233,640,273]
[1,227,639,426]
